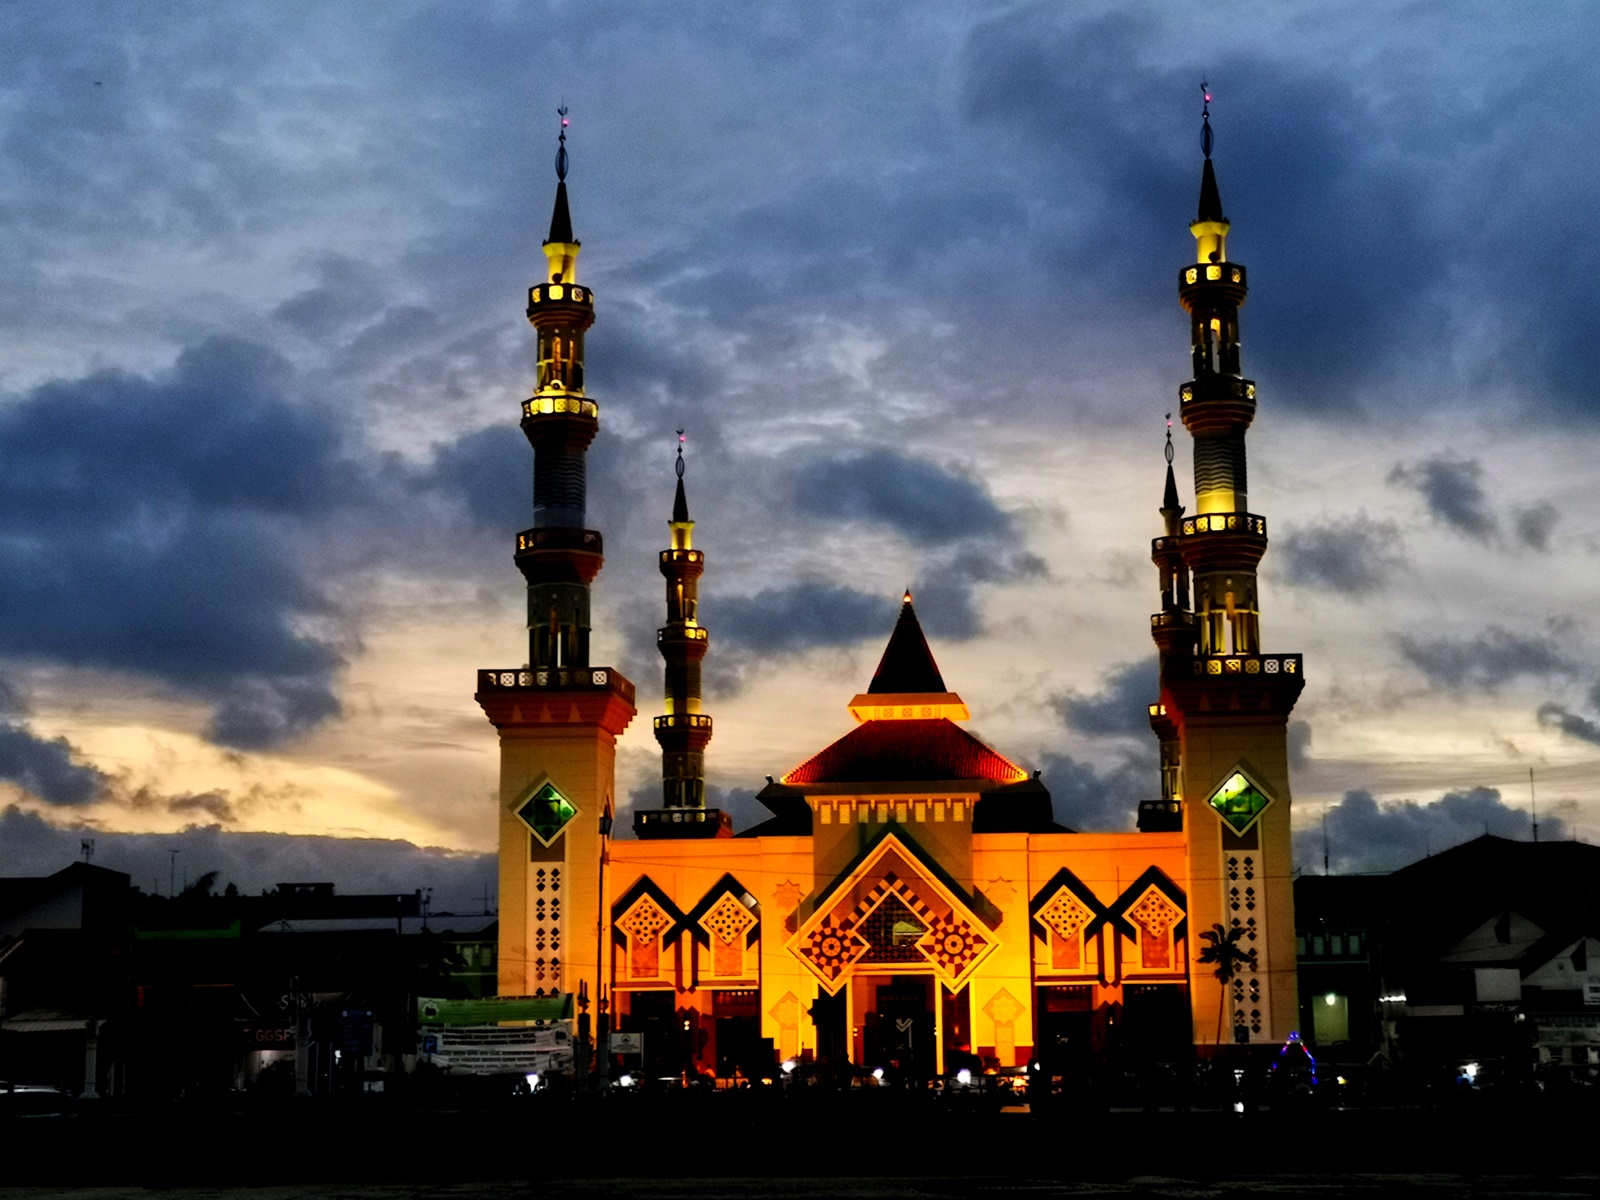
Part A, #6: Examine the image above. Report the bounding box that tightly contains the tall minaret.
[635,434,731,839]
[1159,87,1303,1049]
[478,110,636,1001]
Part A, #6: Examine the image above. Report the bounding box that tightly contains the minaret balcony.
[1179,262,1247,305]
[517,527,603,554]
[659,549,704,566]
[526,283,595,316]
[1190,653,1301,678]
[654,713,713,732]
[1179,378,1256,405]
[1181,512,1265,538]
[1150,611,1196,629]
[657,626,709,645]
[477,666,636,704]
[522,395,599,420]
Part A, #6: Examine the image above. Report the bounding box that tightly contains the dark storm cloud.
[1514,501,1560,552]
[710,583,890,654]
[1295,787,1560,876]
[1052,660,1160,738]
[1398,626,1575,691]
[793,450,1009,546]
[1037,749,1150,833]
[1537,683,1600,748]
[0,806,497,913]
[0,723,106,806]
[1388,457,1496,540]
[1278,516,1404,594]
[423,423,531,533]
[0,338,354,748]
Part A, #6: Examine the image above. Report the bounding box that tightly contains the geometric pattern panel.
[517,781,579,846]
[797,917,869,986]
[1037,889,1094,942]
[700,892,757,946]
[617,894,674,945]
[788,833,998,992]
[918,914,989,977]
[1127,886,1183,969]
[1208,769,1272,835]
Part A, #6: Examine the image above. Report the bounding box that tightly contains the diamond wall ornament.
[1208,770,1272,834]
[518,782,579,846]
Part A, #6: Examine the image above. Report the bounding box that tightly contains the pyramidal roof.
[868,595,946,694]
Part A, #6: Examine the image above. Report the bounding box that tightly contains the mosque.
[475,104,1303,1078]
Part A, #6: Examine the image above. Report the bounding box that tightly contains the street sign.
[418,994,573,1025]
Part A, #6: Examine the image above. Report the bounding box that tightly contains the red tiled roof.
[782,718,1027,786]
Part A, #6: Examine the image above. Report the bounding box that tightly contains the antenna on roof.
[80,838,94,864]
[1530,767,1540,843]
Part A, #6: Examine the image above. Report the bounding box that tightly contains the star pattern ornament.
[799,918,868,982]
[918,914,988,978]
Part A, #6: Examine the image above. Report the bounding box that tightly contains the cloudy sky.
[1,0,1597,902]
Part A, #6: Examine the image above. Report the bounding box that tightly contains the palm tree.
[1196,923,1252,1045]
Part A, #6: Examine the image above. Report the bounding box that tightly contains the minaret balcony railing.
[1191,653,1301,677]
[478,666,636,703]
[1182,263,1247,288]
[1150,611,1196,629]
[1179,379,1256,405]
[654,714,713,731]
[517,527,602,554]
[522,396,599,420]
[657,626,709,645]
[660,549,704,565]
[527,283,595,309]
[1180,512,1266,538]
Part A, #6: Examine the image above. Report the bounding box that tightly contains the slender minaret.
[1141,417,1193,833]
[518,106,602,668]
[479,110,635,1000]
[636,433,731,839]
[1159,87,1303,1049]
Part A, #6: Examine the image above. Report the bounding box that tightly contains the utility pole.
[168,848,180,897]
[1530,767,1540,843]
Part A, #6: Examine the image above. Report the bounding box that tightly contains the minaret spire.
[638,431,731,839]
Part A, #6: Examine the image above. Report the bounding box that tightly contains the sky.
[0,0,1597,906]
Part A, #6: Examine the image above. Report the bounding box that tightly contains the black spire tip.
[672,429,690,522]
[867,593,948,695]
[1162,414,1182,513]
[545,107,575,245]
[1196,83,1226,224]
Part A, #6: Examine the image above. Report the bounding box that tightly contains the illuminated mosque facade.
[475,105,1304,1076]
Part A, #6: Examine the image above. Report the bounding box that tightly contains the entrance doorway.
[857,974,935,1080]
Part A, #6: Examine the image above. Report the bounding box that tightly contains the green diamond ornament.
[517,782,578,846]
[1208,771,1272,834]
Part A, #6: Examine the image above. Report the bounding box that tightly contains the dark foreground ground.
[3,1097,1598,1197]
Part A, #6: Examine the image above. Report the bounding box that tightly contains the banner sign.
[417,995,572,1025]
[421,1024,574,1075]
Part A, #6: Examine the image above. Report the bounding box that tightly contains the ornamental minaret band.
[520,107,601,670]
[636,435,731,839]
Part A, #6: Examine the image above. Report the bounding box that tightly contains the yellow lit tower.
[477,110,636,999]
[635,435,731,839]
[1156,90,1303,1049]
